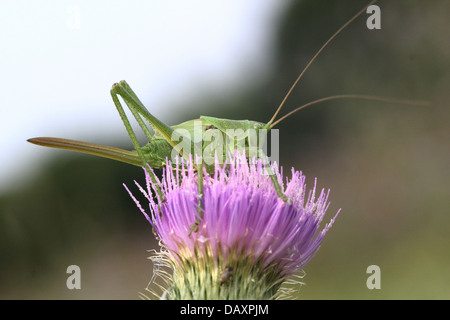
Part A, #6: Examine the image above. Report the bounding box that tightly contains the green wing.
[200,116,265,137]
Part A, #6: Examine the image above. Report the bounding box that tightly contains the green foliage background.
[1,0,449,299]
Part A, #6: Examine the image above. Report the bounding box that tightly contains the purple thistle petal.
[126,151,340,277]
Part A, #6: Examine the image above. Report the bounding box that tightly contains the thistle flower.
[126,152,339,300]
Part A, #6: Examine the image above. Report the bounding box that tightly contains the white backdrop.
[0,0,285,192]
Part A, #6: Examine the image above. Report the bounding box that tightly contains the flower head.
[126,152,339,299]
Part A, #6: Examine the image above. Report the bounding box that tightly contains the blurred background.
[1,0,449,299]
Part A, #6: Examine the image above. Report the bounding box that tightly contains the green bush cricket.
[28,0,428,233]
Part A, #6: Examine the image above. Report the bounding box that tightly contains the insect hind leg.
[110,85,149,165]
[110,83,164,200]
[111,82,155,144]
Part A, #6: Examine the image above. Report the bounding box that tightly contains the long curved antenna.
[267,0,378,127]
[270,94,431,128]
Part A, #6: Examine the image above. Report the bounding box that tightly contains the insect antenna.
[269,94,430,128]
[266,0,378,128]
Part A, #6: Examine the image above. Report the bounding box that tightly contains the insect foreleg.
[188,160,204,236]
[258,150,289,203]
[268,168,289,203]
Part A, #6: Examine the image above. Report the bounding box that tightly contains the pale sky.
[0,0,285,193]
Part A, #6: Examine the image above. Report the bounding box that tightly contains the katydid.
[27,0,428,233]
